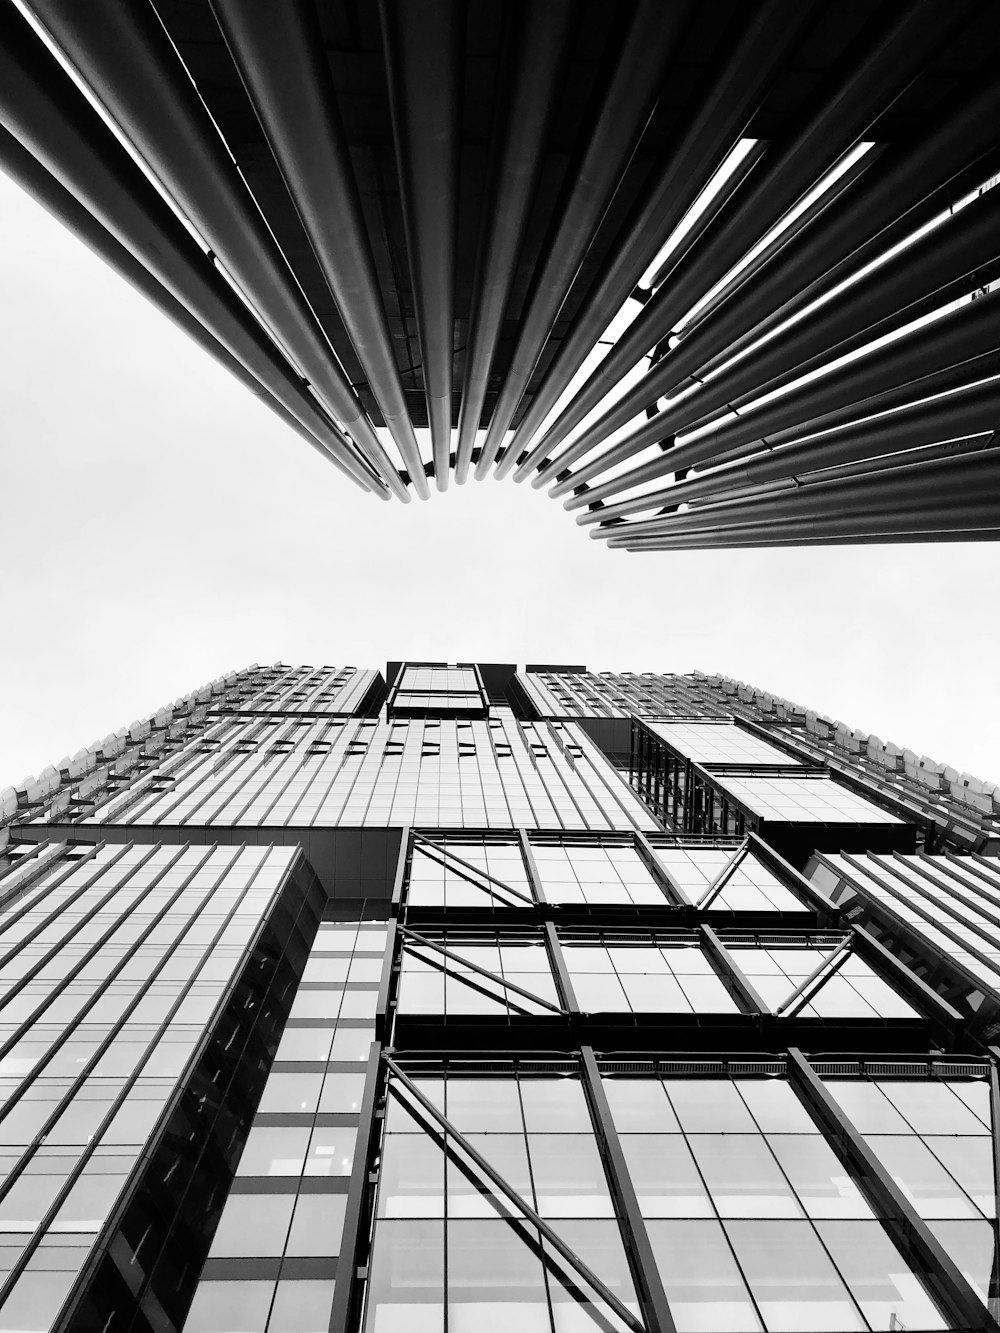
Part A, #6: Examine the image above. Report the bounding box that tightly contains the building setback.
[1,661,1000,1333]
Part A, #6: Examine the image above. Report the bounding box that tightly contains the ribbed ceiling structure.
[2,0,999,546]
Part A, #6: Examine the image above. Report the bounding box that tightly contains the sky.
[1,167,999,788]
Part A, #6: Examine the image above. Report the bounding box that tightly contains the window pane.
[737,1082,817,1135]
[725,1220,866,1331]
[320,1072,366,1114]
[664,1081,757,1133]
[602,1079,678,1133]
[363,1220,443,1333]
[446,1079,521,1133]
[527,1134,614,1218]
[185,1280,276,1333]
[620,1135,713,1218]
[447,1133,533,1218]
[544,1219,638,1333]
[766,1135,874,1219]
[867,1136,981,1218]
[285,1193,347,1256]
[924,1136,996,1215]
[815,1220,948,1331]
[519,1080,592,1132]
[209,1192,295,1257]
[378,1133,444,1218]
[237,1126,311,1177]
[258,1072,324,1114]
[447,1218,549,1333]
[878,1081,990,1135]
[646,1219,762,1332]
[304,1125,357,1177]
[823,1082,909,1133]
[688,1136,802,1218]
[267,1279,336,1333]
[927,1219,999,1307]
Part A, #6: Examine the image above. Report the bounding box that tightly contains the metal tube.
[772,936,852,1017]
[579,1046,677,1333]
[0,6,387,494]
[613,526,1000,552]
[379,0,463,490]
[453,1,575,483]
[383,1056,647,1333]
[525,0,972,480]
[476,0,691,479]
[697,840,751,908]
[506,0,810,479]
[612,448,1000,540]
[210,0,430,497]
[580,377,1000,524]
[563,288,1000,508]
[28,0,399,496]
[699,925,769,1015]
[0,122,377,495]
[554,182,1000,494]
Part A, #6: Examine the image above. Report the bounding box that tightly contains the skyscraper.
[2,661,999,1333]
[2,1,998,544]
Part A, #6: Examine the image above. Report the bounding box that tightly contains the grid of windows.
[82,715,656,832]
[398,932,559,1018]
[363,1071,959,1333]
[183,918,388,1333]
[813,852,1000,1000]
[532,843,668,906]
[0,841,299,1330]
[241,666,378,715]
[562,941,739,1015]
[715,776,905,826]
[645,722,804,769]
[653,846,806,911]
[406,840,532,908]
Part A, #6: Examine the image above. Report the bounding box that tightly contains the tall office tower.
[3,2,999,544]
[2,661,1000,1333]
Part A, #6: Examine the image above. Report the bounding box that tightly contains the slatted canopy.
[2,0,999,544]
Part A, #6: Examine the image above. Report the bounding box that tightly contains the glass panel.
[924,1136,996,1215]
[664,1081,758,1133]
[519,1079,592,1132]
[688,1136,802,1218]
[646,1219,763,1332]
[823,1082,910,1134]
[602,1079,678,1133]
[816,1220,948,1331]
[319,1072,366,1115]
[447,1133,534,1219]
[258,1072,324,1114]
[285,1193,347,1256]
[544,1219,638,1333]
[725,1220,866,1331]
[378,1132,444,1218]
[766,1135,874,1219]
[867,1135,981,1218]
[737,1082,817,1134]
[267,1279,336,1333]
[620,1135,713,1218]
[878,1081,991,1135]
[304,1125,357,1177]
[446,1079,522,1133]
[363,1219,444,1333]
[527,1134,614,1217]
[185,1280,276,1333]
[927,1219,999,1307]
[209,1192,295,1257]
[237,1126,311,1177]
[447,1218,550,1333]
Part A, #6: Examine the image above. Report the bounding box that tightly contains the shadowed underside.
[1,0,998,545]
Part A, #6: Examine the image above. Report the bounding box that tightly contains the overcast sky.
[1,167,998,789]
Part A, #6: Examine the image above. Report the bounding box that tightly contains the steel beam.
[566,288,1000,508]
[477,0,690,479]
[0,6,385,494]
[696,839,751,908]
[329,1040,384,1333]
[379,0,463,490]
[452,0,574,483]
[787,1048,997,1332]
[543,920,579,1014]
[210,0,429,497]
[28,0,399,496]
[506,0,810,479]
[699,925,768,1015]
[773,935,852,1017]
[579,1047,677,1333]
[526,0,966,482]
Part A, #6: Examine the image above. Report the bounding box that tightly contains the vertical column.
[579,1047,676,1333]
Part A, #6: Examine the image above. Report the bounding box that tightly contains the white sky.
[1,168,998,787]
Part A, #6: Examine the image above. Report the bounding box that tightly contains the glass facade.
[1,660,997,1333]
